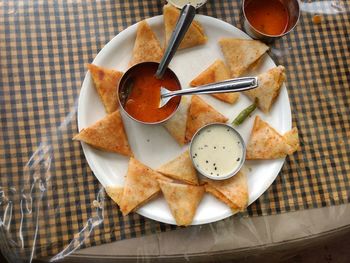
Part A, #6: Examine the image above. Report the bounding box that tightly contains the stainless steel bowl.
[189,123,246,181]
[242,0,300,42]
[117,62,182,125]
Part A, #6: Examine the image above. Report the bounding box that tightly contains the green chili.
[232,100,258,126]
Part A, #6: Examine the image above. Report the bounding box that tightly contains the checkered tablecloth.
[1,0,349,259]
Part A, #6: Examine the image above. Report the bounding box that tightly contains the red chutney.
[245,0,289,36]
[124,65,181,123]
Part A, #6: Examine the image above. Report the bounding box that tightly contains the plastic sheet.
[1,1,349,262]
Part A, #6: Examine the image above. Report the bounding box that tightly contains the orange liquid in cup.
[124,65,181,123]
[245,0,289,36]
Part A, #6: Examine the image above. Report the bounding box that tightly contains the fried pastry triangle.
[202,169,248,211]
[185,95,228,142]
[163,97,191,145]
[105,186,124,207]
[243,66,286,113]
[88,64,123,113]
[158,180,204,226]
[157,151,198,185]
[283,127,299,153]
[120,158,163,216]
[73,110,133,157]
[163,4,207,50]
[190,59,239,104]
[129,20,163,67]
[219,38,269,78]
[246,116,299,159]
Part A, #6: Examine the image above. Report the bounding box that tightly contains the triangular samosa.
[219,38,269,78]
[243,66,285,113]
[203,169,248,211]
[105,186,124,207]
[157,151,198,185]
[185,95,228,142]
[283,127,299,153]
[246,116,299,159]
[129,20,163,67]
[158,180,204,226]
[73,110,133,157]
[87,64,123,113]
[163,97,191,145]
[120,158,163,215]
[190,60,239,104]
[163,4,207,50]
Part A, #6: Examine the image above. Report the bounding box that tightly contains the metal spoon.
[155,4,196,79]
[159,77,258,108]
[118,4,197,114]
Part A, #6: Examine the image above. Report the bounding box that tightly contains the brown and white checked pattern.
[0,0,349,259]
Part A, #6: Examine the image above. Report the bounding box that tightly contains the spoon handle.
[161,77,259,99]
[155,4,196,79]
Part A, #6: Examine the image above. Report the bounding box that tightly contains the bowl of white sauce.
[190,123,246,180]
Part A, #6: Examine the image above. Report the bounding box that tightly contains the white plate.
[77,15,291,225]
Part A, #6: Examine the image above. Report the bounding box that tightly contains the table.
[66,204,350,262]
[1,0,349,262]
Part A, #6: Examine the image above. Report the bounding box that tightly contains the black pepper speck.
[236,158,240,161]
[214,167,217,170]
[206,160,208,163]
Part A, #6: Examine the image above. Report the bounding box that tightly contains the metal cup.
[117,62,182,125]
[189,123,246,181]
[242,0,300,42]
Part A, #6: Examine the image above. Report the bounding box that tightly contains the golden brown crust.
[129,20,163,67]
[120,158,164,216]
[87,64,123,114]
[202,170,248,211]
[219,38,269,78]
[190,60,239,104]
[157,150,199,185]
[158,180,205,226]
[163,97,191,145]
[105,186,124,206]
[73,110,133,156]
[163,4,207,50]
[283,127,300,153]
[246,116,299,159]
[243,66,286,113]
[185,95,228,142]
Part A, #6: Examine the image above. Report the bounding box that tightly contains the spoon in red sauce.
[118,4,258,124]
[118,4,197,125]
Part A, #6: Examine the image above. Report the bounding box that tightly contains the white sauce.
[191,124,244,178]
